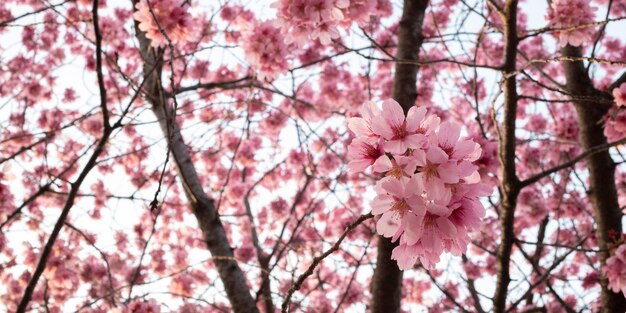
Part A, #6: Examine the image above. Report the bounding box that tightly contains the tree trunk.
[132,3,259,312]
[370,1,428,312]
[560,45,626,313]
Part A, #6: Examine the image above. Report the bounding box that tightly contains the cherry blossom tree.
[1,0,626,312]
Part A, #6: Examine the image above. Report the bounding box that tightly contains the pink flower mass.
[348,99,489,269]
[614,83,626,107]
[604,244,626,295]
[133,0,192,47]
[547,0,597,47]
[3,0,626,311]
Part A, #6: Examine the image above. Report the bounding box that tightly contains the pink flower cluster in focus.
[603,244,626,296]
[348,99,490,269]
[133,0,192,47]
[547,0,597,47]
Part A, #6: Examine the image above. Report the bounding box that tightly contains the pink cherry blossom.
[347,138,385,173]
[271,0,383,46]
[546,0,597,47]
[372,155,418,178]
[133,0,192,47]
[239,20,290,80]
[12,0,626,310]
[413,147,460,203]
[613,83,626,107]
[371,176,425,244]
[348,100,382,143]
[371,99,427,154]
[347,99,489,270]
[603,244,626,296]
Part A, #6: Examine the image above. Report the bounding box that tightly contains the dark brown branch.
[64,221,116,305]
[16,2,114,308]
[462,255,486,313]
[92,0,110,130]
[0,184,51,231]
[243,191,273,312]
[281,213,373,312]
[132,1,259,311]
[609,71,626,92]
[520,16,626,40]
[172,76,252,96]
[0,0,72,27]
[425,270,471,313]
[493,1,521,312]
[520,136,626,187]
[560,43,626,312]
[506,236,589,311]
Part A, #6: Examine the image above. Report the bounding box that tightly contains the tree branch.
[132,1,259,311]
[560,41,626,312]
[493,1,521,312]
[281,213,373,312]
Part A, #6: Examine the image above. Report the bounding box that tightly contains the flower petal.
[377,211,402,237]
[381,99,405,130]
[406,106,426,132]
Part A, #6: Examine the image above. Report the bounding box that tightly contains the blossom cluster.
[271,0,386,46]
[613,83,626,107]
[347,99,489,269]
[546,0,597,47]
[240,21,290,81]
[604,83,626,141]
[133,0,192,47]
[603,243,626,296]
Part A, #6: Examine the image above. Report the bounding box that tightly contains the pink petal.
[436,217,458,237]
[377,211,401,237]
[421,115,440,134]
[407,195,426,215]
[371,195,394,215]
[427,203,450,216]
[371,115,395,139]
[381,99,405,130]
[392,244,418,270]
[438,121,461,150]
[347,117,371,138]
[438,162,460,184]
[372,155,393,173]
[463,171,481,184]
[404,175,424,196]
[404,134,426,150]
[381,177,406,198]
[406,106,426,132]
[348,159,372,173]
[412,149,427,166]
[424,179,451,205]
[426,146,449,164]
[385,139,407,154]
[421,227,440,251]
[451,140,478,160]
[360,100,381,120]
[403,212,424,245]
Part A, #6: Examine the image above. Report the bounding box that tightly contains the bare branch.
[281,213,373,312]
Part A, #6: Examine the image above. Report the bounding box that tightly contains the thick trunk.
[561,45,626,313]
[132,6,259,312]
[370,238,404,313]
[370,1,428,312]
